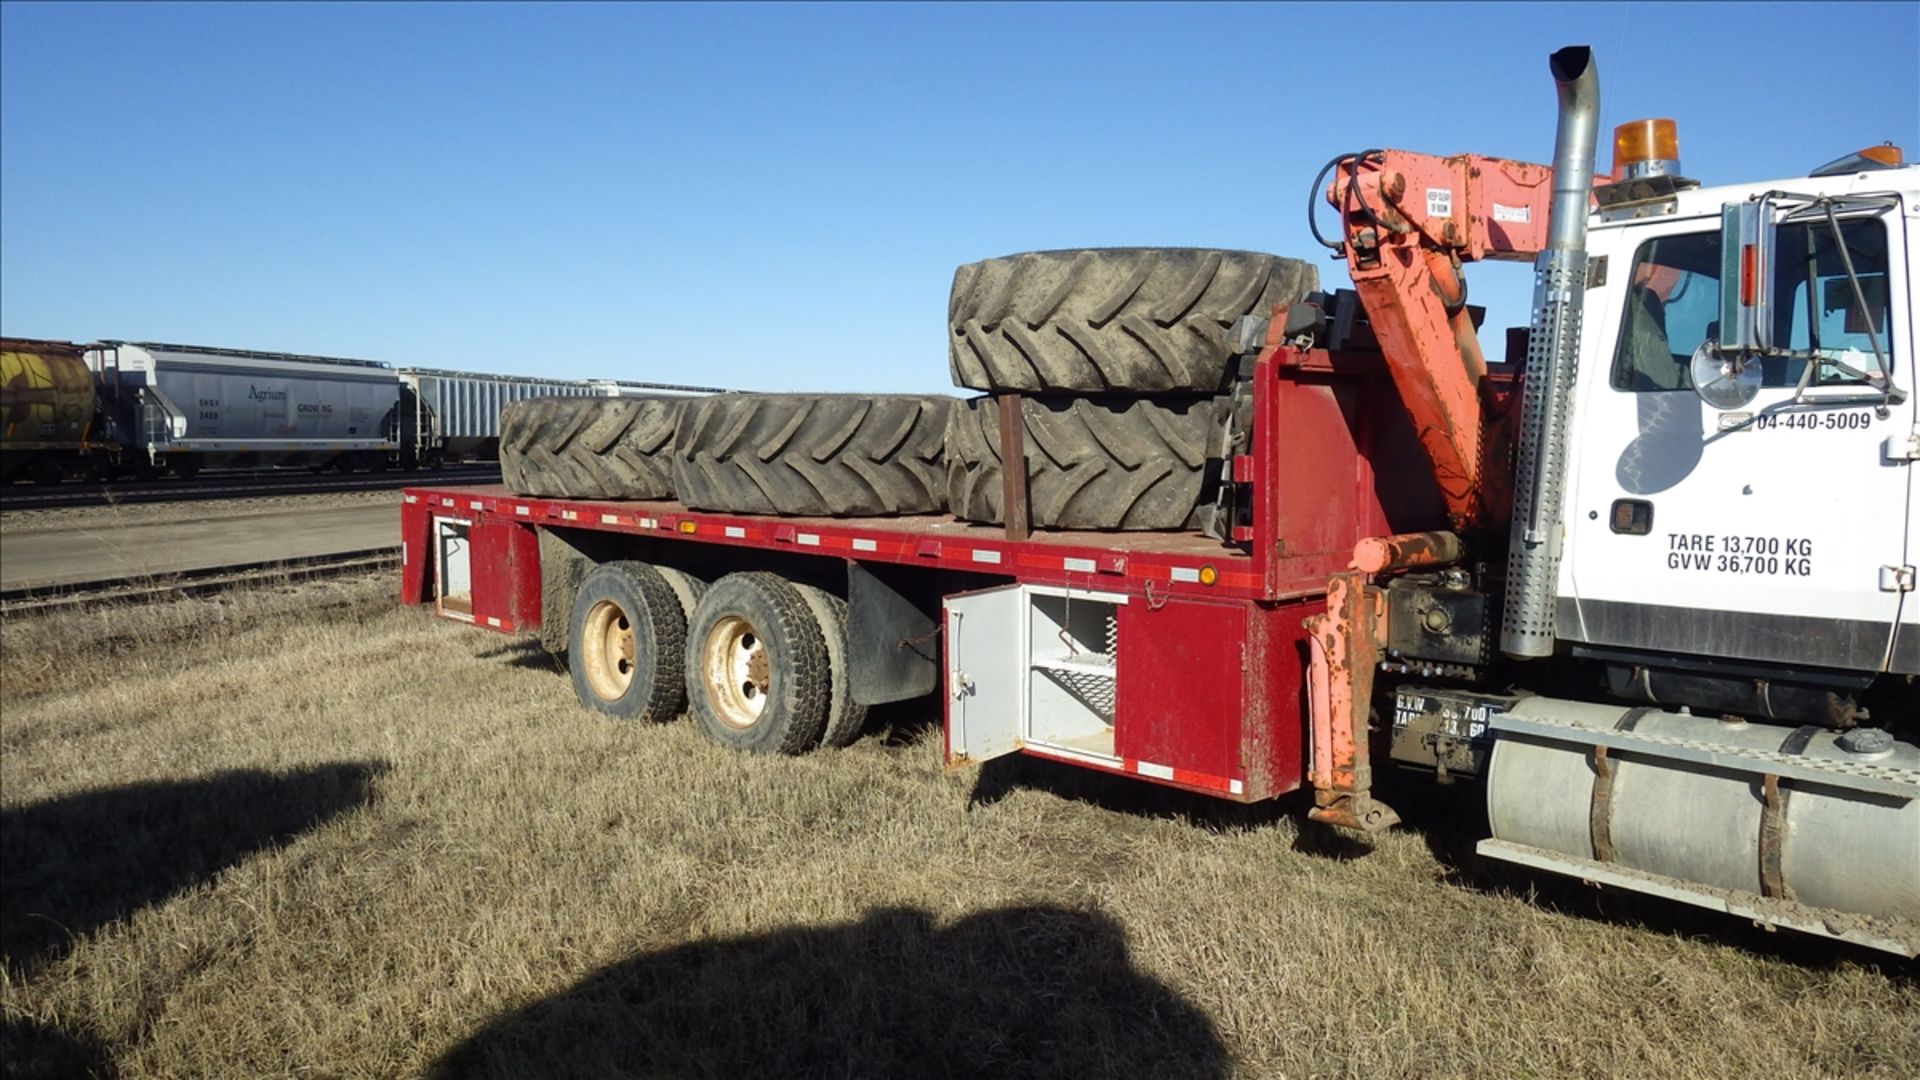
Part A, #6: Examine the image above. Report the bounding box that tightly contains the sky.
[3,2,1916,393]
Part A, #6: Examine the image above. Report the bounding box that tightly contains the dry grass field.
[2,573,1915,1079]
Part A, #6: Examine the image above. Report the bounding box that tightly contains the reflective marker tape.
[486,616,502,627]
[403,494,418,504]
[1229,778,1244,795]
[469,500,483,510]
[562,510,578,521]
[639,517,658,529]
[601,513,620,525]
[798,533,820,547]
[1136,761,1175,782]
[972,549,1002,565]
[725,526,746,538]
[1063,557,1096,573]
[853,538,878,552]
[514,505,530,516]
[1171,567,1201,583]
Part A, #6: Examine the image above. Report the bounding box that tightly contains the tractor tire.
[500,395,685,500]
[948,248,1316,393]
[671,394,953,516]
[946,395,1214,531]
[685,572,832,755]
[568,561,691,723]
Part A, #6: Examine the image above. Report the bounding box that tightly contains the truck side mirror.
[1717,198,1775,357]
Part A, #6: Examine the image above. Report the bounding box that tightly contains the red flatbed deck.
[401,483,1289,603]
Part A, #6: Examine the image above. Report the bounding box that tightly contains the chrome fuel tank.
[1483,697,1919,954]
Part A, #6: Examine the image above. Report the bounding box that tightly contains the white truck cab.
[1559,164,1918,679]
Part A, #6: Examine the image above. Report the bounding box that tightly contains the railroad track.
[0,467,500,511]
[0,547,401,616]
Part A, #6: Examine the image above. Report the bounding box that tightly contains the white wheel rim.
[703,614,768,728]
[581,599,635,701]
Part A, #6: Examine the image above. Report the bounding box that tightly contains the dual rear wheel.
[566,562,865,753]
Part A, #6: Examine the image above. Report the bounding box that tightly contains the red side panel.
[1249,348,1448,598]
[468,516,541,632]
[1243,596,1314,801]
[1112,594,1313,803]
[400,494,430,605]
[1115,597,1246,786]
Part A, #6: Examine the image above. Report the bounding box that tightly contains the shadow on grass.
[0,761,384,975]
[429,904,1227,1080]
[475,636,566,673]
[968,751,1293,834]
[0,1017,120,1080]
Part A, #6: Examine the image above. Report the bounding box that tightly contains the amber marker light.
[1613,118,1680,180]
[1858,143,1905,166]
[678,521,698,534]
[1198,565,1219,586]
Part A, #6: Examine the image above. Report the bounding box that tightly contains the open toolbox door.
[944,583,1025,767]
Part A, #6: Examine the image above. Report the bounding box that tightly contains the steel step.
[1477,838,1920,957]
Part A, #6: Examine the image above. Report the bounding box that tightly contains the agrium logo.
[248,384,288,402]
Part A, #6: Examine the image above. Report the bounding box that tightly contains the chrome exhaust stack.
[1502,46,1600,660]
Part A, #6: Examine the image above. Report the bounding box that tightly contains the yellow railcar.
[1,337,104,482]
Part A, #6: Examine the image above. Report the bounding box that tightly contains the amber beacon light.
[1613,118,1680,181]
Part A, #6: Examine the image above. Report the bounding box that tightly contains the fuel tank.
[1482,696,1920,955]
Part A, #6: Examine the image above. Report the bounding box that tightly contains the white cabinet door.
[944,584,1025,766]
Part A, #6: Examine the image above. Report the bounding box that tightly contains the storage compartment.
[434,517,473,621]
[1027,591,1120,758]
[945,583,1126,766]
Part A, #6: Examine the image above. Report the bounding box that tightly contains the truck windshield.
[1610,217,1894,392]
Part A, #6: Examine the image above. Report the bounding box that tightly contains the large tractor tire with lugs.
[948,248,1317,393]
[500,395,686,500]
[946,395,1214,530]
[671,394,954,516]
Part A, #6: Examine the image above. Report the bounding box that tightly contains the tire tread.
[945,396,1214,530]
[501,396,687,500]
[672,395,953,516]
[948,248,1315,392]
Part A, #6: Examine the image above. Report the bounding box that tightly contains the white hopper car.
[58,341,726,478]
[85,341,401,476]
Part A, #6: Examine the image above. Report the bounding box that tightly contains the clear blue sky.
[3,2,1915,392]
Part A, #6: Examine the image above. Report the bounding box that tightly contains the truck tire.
[946,395,1212,531]
[949,248,1316,393]
[568,561,690,722]
[653,565,708,627]
[672,394,952,516]
[501,396,684,500]
[791,583,868,748]
[685,572,832,755]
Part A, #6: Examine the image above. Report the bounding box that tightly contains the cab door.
[1561,200,1914,673]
